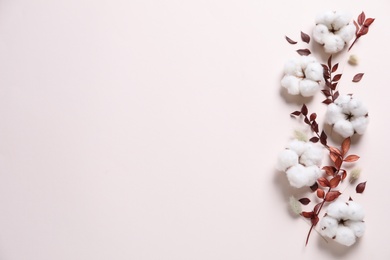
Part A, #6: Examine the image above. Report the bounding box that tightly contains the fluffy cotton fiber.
[319,200,365,246]
[313,11,356,54]
[276,139,324,188]
[281,56,323,97]
[325,95,369,138]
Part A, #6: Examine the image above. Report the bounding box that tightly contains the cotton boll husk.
[336,23,355,42]
[327,201,350,219]
[287,139,306,156]
[305,62,323,81]
[333,119,354,138]
[326,104,344,125]
[323,34,345,54]
[313,24,329,44]
[299,79,319,97]
[319,216,338,238]
[345,220,366,237]
[300,143,323,166]
[281,75,300,95]
[286,164,310,188]
[276,149,298,172]
[351,116,369,135]
[335,226,356,246]
[346,201,365,221]
[315,11,336,27]
[332,11,353,30]
[284,58,303,76]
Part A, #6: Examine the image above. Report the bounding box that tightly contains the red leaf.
[341,137,351,156]
[333,91,339,101]
[285,36,297,44]
[310,113,317,121]
[297,49,311,56]
[317,189,325,199]
[344,154,360,162]
[301,211,314,219]
[332,74,342,82]
[329,175,341,188]
[353,20,359,34]
[358,26,369,36]
[318,177,330,187]
[335,157,343,169]
[325,191,341,202]
[322,99,332,105]
[320,131,327,146]
[310,182,318,192]
[301,104,308,116]
[329,146,342,157]
[331,63,339,73]
[314,203,322,214]
[322,166,336,176]
[357,12,365,26]
[356,181,367,193]
[291,111,301,116]
[352,73,364,82]
[310,137,319,143]
[301,31,310,43]
[340,169,347,180]
[364,18,375,26]
[311,215,319,226]
[327,55,332,69]
[299,198,311,205]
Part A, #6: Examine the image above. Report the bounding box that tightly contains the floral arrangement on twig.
[277,11,374,247]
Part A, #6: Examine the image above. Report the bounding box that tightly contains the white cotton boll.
[336,23,355,42]
[286,164,310,188]
[287,139,306,156]
[335,94,352,107]
[326,104,344,125]
[323,34,345,54]
[335,226,356,246]
[313,24,329,44]
[281,75,300,95]
[303,165,321,186]
[334,119,354,138]
[315,11,336,27]
[348,99,368,117]
[332,11,352,30]
[276,149,298,172]
[284,58,303,76]
[299,79,319,97]
[327,201,349,220]
[351,116,369,135]
[299,56,316,69]
[346,201,365,221]
[300,143,323,166]
[319,216,338,238]
[305,62,323,81]
[345,221,366,237]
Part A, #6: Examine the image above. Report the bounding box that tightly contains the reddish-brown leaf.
[344,154,360,162]
[330,175,341,188]
[340,170,347,180]
[325,191,341,202]
[331,63,339,73]
[320,131,327,146]
[332,74,342,82]
[285,36,297,44]
[311,215,319,226]
[335,157,343,169]
[358,26,369,36]
[329,146,342,157]
[357,11,366,26]
[322,99,332,105]
[314,203,322,214]
[317,188,325,199]
[341,137,351,156]
[322,89,331,97]
[323,166,336,176]
[356,181,367,193]
[301,104,308,116]
[333,91,340,101]
[327,55,332,69]
[364,18,375,26]
[310,137,319,143]
[299,198,311,205]
[301,211,314,219]
[297,49,311,56]
[310,113,317,121]
[310,182,318,192]
[352,73,364,82]
[301,31,310,43]
[353,20,359,34]
[318,177,330,187]
[291,111,301,116]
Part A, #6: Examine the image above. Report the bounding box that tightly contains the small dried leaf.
[320,131,327,146]
[335,157,343,169]
[329,175,341,188]
[332,74,342,82]
[323,166,337,176]
[301,211,314,219]
[322,99,332,105]
[364,18,375,26]
[330,82,338,90]
[341,170,347,180]
[359,26,369,36]
[314,202,322,214]
[333,91,339,101]
[358,11,366,26]
[322,89,331,97]
[297,49,311,56]
[341,137,351,156]
[353,20,359,34]
[310,137,319,143]
[304,117,310,125]
[311,215,319,226]
[329,146,342,157]
[331,63,339,73]
[327,55,332,69]
[310,182,318,192]
[352,73,364,82]
[301,31,310,43]
[317,189,325,199]
[349,196,353,201]
[291,111,301,116]
[299,198,311,205]
[325,190,341,202]
[356,181,367,193]
[344,154,360,162]
[285,35,297,44]
[301,104,308,116]
[309,113,317,121]
[311,121,319,133]
[318,177,330,187]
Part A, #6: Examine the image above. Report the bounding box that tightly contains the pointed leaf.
[322,99,332,105]
[314,202,322,214]
[318,177,330,187]
[311,215,319,226]
[327,55,332,69]
[333,91,339,101]
[358,12,366,26]
[329,146,342,157]
[297,49,311,56]
[331,63,339,73]
[291,111,301,116]
[322,166,337,176]
[310,137,319,143]
[317,189,325,199]
[341,137,351,156]
[299,198,311,205]
[330,175,341,188]
[364,18,375,26]
[320,131,327,146]
[341,169,347,180]
[332,74,342,82]
[344,154,360,162]
[301,211,314,219]
[310,182,318,192]
[325,190,341,202]
[356,181,367,193]
[352,73,364,82]
[285,35,297,44]
[301,31,310,43]
[301,104,308,116]
[358,26,369,36]
[335,157,343,169]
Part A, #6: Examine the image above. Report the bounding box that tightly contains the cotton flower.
[276,139,324,188]
[281,56,323,97]
[325,95,369,138]
[313,11,356,54]
[319,200,365,246]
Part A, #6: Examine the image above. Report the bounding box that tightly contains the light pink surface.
[0,1,389,259]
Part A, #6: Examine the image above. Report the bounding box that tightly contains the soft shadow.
[315,231,360,258]
[310,41,343,63]
[279,87,313,106]
[323,123,364,145]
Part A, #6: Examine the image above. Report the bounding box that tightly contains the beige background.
[0,0,389,259]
